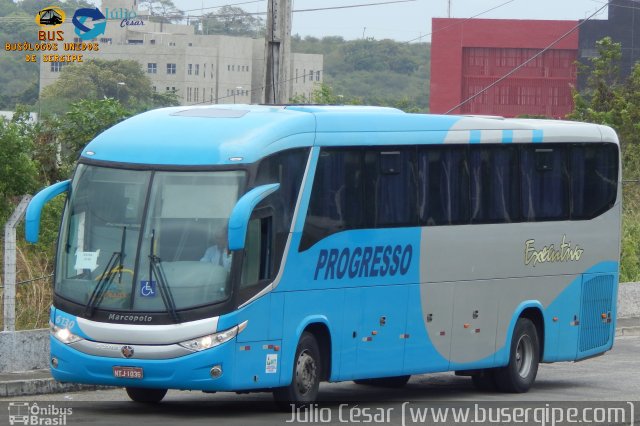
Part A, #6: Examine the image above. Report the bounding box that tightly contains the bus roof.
[82,105,619,166]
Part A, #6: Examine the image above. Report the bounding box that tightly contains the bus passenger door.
[349,285,409,379]
[449,281,499,369]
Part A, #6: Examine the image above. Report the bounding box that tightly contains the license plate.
[113,366,143,379]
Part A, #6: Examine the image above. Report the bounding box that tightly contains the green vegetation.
[568,37,640,282]
[291,35,429,111]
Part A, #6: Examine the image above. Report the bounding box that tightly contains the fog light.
[51,357,58,368]
[210,365,222,378]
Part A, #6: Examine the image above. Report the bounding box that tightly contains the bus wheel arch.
[303,322,332,382]
[519,306,545,361]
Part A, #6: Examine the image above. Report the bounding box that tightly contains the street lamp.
[234,86,242,104]
[116,82,126,101]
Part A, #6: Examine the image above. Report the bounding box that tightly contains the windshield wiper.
[149,229,180,323]
[84,227,126,318]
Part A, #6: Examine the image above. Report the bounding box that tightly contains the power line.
[444,2,610,114]
[403,0,517,44]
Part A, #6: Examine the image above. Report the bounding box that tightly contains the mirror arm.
[25,180,70,243]
[228,183,280,250]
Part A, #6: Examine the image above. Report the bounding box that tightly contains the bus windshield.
[55,164,247,315]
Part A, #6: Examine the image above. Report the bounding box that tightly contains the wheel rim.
[515,334,533,378]
[295,349,317,396]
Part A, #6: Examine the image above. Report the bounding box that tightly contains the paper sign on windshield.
[74,250,100,271]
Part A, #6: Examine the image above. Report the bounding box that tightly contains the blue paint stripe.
[502,130,513,143]
[469,130,481,144]
[532,129,544,143]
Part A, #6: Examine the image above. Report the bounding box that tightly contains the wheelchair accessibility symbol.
[140,280,156,297]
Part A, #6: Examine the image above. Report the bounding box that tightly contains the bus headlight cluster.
[179,321,248,352]
[50,322,83,344]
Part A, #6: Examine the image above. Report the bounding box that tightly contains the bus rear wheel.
[494,318,539,393]
[125,387,167,403]
[353,375,411,388]
[273,332,321,410]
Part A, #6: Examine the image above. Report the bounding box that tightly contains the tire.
[353,375,411,388]
[125,387,168,403]
[273,332,321,409]
[494,318,539,393]
[471,370,497,391]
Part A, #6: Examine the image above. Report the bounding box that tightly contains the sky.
[174,0,611,42]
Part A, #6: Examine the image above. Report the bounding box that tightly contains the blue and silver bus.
[26,105,621,406]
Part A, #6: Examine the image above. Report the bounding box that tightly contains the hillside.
[292,35,430,110]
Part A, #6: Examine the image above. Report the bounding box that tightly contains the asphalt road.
[2,336,639,426]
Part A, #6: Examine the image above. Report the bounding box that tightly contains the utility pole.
[447,0,451,18]
[264,0,291,104]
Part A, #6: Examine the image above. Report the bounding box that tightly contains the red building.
[429,19,579,118]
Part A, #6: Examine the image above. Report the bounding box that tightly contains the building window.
[315,71,321,81]
[169,42,176,46]
[187,87,192,102]
[127,39,143,45]
[309,70,314,81]
[194,87,199,102]
[188,64,192,75]
[188,42,193,46]
[210,88,214,102]
[246,66,250,72]
[166,86,170,91]
[203,64,206,78]
[167,63,176,74]
[150,39,156,45]
[152,86,156,91]
[303,69,306,83]
[195,64,199,76]
[50,62,66,72]
[232,65,235,71]
[147,63,157,74]
[227,65,231,71]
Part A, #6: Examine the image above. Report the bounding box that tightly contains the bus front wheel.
[273,332,321,409]
[125,387,167,403]
[494,318,539,393]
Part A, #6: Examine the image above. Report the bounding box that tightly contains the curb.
[616,326,640,337]
[0,371,114,398]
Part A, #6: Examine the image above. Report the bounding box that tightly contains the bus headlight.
[50,323,83,344]
[179,320,248,352]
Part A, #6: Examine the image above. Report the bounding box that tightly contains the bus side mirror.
[228,183,280,251]
[25,180,70,243]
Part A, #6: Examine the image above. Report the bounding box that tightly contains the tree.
[196,6,264,36]
[39,59,179,114]
[0,108,38,220]
[139,0,184,24]
[569,36,640,282]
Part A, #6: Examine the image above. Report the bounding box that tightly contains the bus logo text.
[314,245,413,280]
[525,235,584,267]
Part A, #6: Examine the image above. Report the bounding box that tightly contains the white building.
[39,1,323,105]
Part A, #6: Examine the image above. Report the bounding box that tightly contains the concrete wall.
[0,329,49,373]
[618,282,640,319]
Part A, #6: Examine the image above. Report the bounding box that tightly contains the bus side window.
[521,146,569,221]
[240,216,273,292]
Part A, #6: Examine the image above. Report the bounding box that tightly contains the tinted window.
[570,144,618,219]
[521,146,569,221]
[364,149,417,227]
[417,147,470,225]
[300,150,364,250]
[470,146,520,223]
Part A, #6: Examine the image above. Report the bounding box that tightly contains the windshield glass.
[55,165,246,313]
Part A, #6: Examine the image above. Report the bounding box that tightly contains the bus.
[25,105,621,407]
